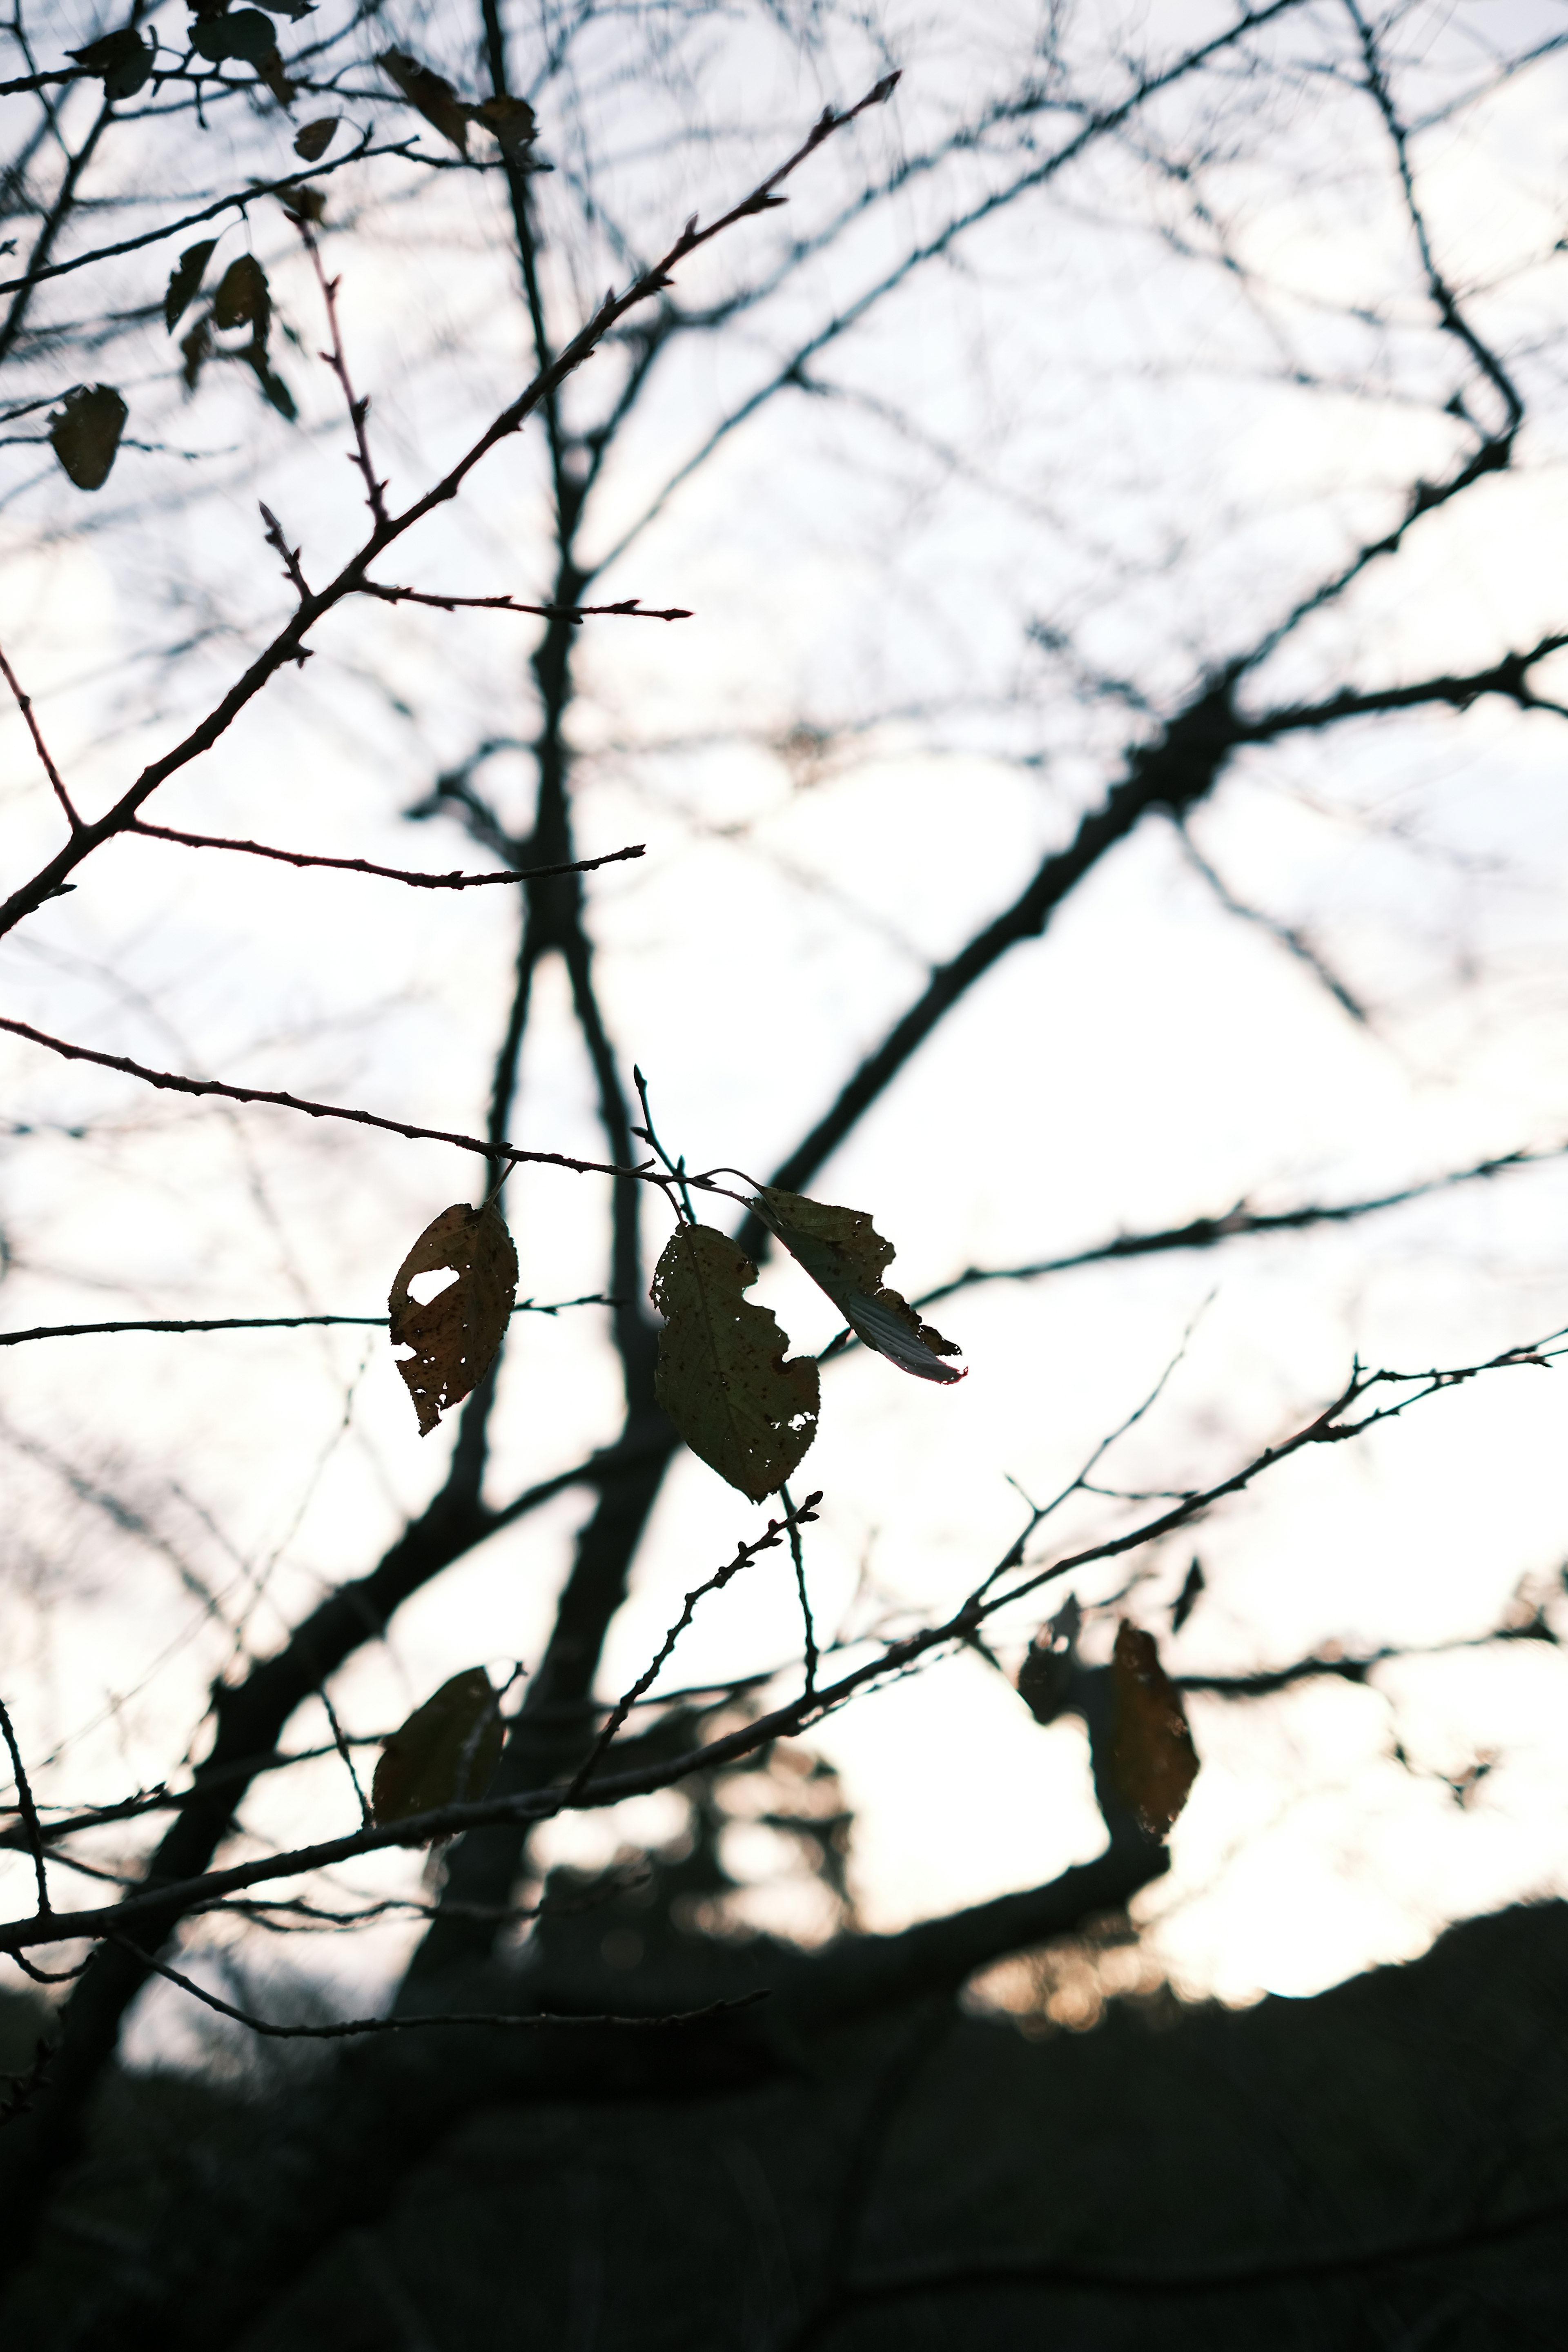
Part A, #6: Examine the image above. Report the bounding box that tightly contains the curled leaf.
[371,1668,504,1839]
[164,240,217,334]
[293,115,339,162]
[755,1186,964,1384]
[212,254,270,339]
[1109,1621,1199,1840]
[379,48,472,152]
[472,94,538,163]
[1018,1593,1082,1726]
[389,1200,517,1436]
[68,28,153,101]
[48,384,128,491]
[192,11,279,65]
[651,1224,820,1501]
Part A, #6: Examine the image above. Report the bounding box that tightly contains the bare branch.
[0,643,80,831]
[128,822,646,890]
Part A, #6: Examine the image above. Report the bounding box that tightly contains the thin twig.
[0,643,80,831]
[362,584,692,623]
[781,1478,818,1697]
[294,213,388,526]
[0,1694,49,1918]
[129,822,645,889]
[0,1297,614,1348]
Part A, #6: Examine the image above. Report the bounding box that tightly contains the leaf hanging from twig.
[1018,1593,1082,1726]
[471,94,539,164]
[293,116,339,162]
[755,1186,964,1383]
[378,48,472,153]
[48,385,128,492]
[1109,1621,1199,1840]
[388,1200,517,1435]
[371,1668,504,1838]
[164,240,217,334]
[651,1225,820,1501]
[212,254,271,339]
[67,28,152,101]
[192,11,280,66]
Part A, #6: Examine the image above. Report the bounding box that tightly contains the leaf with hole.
[371,1668,504,1838]
[68,28,153,101]
[651,1225,819,1501]
[164,241,217,334]
[379,48,472,153]
[754,1187,964,1383]
[48,385,127,492]
[212,254,270,339]
[192,11,279,65]
[1109,1621,1199,1840]
[293,115,339,162]
[389,1200,517,1436]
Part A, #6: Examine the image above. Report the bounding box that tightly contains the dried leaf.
[1018,1593,1082,1726]
[388,1200,517,1436]
[371,1668,503,1838]
[47,384,127,492]
[192,10,279,65]
[1109,1621,1199,1840]
[293,115,339,162]
[755,1186,964,1384]
[471,94,537,162]
[211,254,270,339]
[651,1224,820,1501]
[164,240,217,334]
[379,48,472,153]
[68,27,153,101]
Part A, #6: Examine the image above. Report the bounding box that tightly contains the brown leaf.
[755,1186,964,1384]
[211,254,270,339]
[293,116,339,162]
[1109,1621,1199,1840]
[388,1200,517,1436]
[1018,1593,1082,1726]
[378,48,472,153]
[371,1668,504,1839]
[651,1224,820,1501]
[164,240,217,334]
[47,384,128,491]
[471,94,537,162]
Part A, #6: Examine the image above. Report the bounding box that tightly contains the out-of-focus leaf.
[379,47,472,152]
[47,385,127,491]
[68,28,153,101]
[472,93,537,162]
[276,183,325,225]
[1171,1557,1205,1634]
[1109,1621,1199,1840]
[255,0,316,16]
[192,10,278,64]
[371,1668,504,1838]
[651,1224,820,1501]
[211,254,270,339]
[245,350,296,419]
[388,1200,517,1436]
[180,318,213,392]
[256,49,294,105]
[1018,1593,1082,1726]
[293,115,339,161]
[755,1186,964,1384]
[164,240,217,333]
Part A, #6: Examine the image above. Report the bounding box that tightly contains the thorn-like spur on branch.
[0,1297,615,1349]
[0,644,81,833]
[6,1332,1560,1956]
[0,81,893,940]
[362,585,693,623]
[116,1940,766,2041]
[0,1015,685,1187]
[258,504,310,604]
[128,822,646,890]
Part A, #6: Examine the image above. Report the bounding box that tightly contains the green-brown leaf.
[378,48,472,152]
[755,1186,964,1384]
[371,1668,503,1837]
[1109,1621,1199,1840]
[388,1200,517,1436]
[651,1224,820,1501]
[48,385,128,491]
[164,241,217,334]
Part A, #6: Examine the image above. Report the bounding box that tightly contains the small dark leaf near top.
[388,1200,518,1436]
[1018,1593,1082,1726]
[192,10,279,64]
[1109,1621,1199,1840]
[651,1225,820,1501]
[379,48,472,153]
[370,1667,504,1840]
[48,384,128,491]
[164,240,217,333]
[755,1186,964,1383]
[211,254,270,339]
[68,28,153,102]
[293,115,339,162]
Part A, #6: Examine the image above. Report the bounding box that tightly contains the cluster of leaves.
[166,240,296,420]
